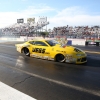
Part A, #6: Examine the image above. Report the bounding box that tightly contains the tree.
[41,31,49,38]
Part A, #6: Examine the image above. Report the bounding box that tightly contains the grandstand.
[0,17,49,38]
[1,16,100,41]
[52,25,100,39]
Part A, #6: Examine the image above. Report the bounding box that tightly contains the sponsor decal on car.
[65,55,75,62]
[32,48,46,53]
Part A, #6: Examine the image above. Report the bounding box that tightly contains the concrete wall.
[67,39,86,46]
[0,37,86,46]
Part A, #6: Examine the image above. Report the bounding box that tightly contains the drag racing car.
[15,39,87,64]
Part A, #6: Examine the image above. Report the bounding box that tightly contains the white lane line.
[0,81,36,100]
[0,62,100,97]
[21,71,100,97]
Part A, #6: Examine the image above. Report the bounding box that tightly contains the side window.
[29,41,35,45]
[34,41,48,46]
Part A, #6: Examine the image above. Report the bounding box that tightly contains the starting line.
[0,81,36,100]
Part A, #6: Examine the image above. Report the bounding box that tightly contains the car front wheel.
[55,54,65,62]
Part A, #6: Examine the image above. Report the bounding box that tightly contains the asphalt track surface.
[0,41,100,100]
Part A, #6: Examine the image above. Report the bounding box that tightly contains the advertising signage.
[27,18,35,23]
[17,18,24,23]
[38,17,47,24]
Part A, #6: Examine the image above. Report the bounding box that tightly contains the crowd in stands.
[51,25,100,39]
[0,23,100,39]
[0,22,49,37]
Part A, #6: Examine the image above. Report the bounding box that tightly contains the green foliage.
[40,31,49,38]
[41,31,49,36]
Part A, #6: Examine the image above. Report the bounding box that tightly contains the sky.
[0,0,100,29]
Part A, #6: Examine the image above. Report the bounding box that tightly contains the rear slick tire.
[23,48,30,56]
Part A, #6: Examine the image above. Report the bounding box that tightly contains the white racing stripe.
[0,81,36,100]
[0,62,100,98]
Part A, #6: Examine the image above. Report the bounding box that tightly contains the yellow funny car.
[15,39,87,64]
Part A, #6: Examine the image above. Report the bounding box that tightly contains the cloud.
[48,6,100,29]
[0,6,100,29]
[56,6,86,17]
[22,5,55,16]
[0,5,55,28]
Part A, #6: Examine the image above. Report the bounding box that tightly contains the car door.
[31,41,50,59]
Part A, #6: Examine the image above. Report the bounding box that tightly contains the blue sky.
[0,0,100,29]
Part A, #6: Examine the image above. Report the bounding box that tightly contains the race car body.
[15,39,87,64]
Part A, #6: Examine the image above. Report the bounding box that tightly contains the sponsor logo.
[32,48,46,53]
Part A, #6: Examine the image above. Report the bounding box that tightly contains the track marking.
[85,50,100,54]
[0,62,100,97]
[0,81,36,100]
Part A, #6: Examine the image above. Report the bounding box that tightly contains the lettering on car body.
[32,48,46,53]
[31,54,54,61]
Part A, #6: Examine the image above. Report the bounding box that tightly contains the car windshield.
[46,40,60,46]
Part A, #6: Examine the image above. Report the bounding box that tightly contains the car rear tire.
[55,54,65,62]
[23,48,30,56]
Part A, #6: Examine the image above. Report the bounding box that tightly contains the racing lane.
[0,42,100,100]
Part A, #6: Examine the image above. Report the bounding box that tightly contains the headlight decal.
[74,48,81,52]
